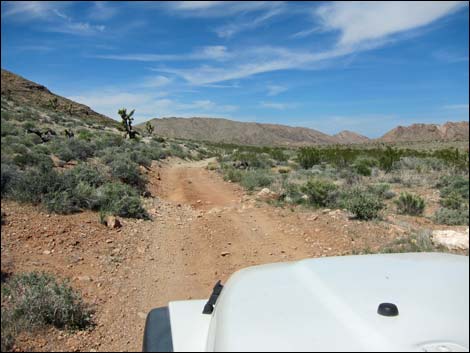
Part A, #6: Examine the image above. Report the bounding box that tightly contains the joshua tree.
[49,97,59,111]
[64,129,74,138]
[145,121,154,136]
[118,108,139,139]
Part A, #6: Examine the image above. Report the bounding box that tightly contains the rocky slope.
[334,130,370,144]
[379,121,469,143]
[1,69,119,129]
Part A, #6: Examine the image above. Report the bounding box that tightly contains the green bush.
[434,207,469,225]
[297,147,321,169]
[1,272,93,351]
[394,192,425,216]
[344,188,384,220]
[381,231,437,253]
[440,191,466,210]
[353,157,378,176]
[438,175,469,200]
[223,167,243,182]
[240,170,274,191]
[97,183,148,219]
[301,178,338,207]
[110,158,146,190]
[1,163,19,197]
[367,183,395,199]
[68,164,106,187]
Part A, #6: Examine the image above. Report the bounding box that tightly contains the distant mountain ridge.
[141,117,368,146]
[378,121,469,143]
[2,69,467,146]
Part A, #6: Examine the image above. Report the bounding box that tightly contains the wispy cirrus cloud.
[214,2,285,38]
[68,90,238,122]
[94,45,232,62]
[92,1,467,86]
[2,1,106,35]
[266,85,288,96]
[260,101,297,110]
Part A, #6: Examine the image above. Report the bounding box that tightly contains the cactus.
[118,108,139,139]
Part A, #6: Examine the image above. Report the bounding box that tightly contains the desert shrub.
[434,207,469,225]
[381,230,437,253]
[1,163,20,197]
[297,147,321,169]
[269,148,288,162]
[109,158,146,190]
[282,182,305,204]
[12,150,53,169]
[152,136,165,143]
[97,182,148,219]
[8,166,61,204]
[344,188,384,220]
[438,175,469,200]
[232,151,271,169]
[353,157,378,176]
[394,192,425,216]
[240,169,274,191]
[367,183,395,199]
[440,191,466,210]
[53,139,95,162]
[43,190,81,214]
[301,178,338,207]
[129,150,152,168]
[94,133,125,151]
[77,129,94,140]
[339,168,361,186]
[223,167,243,182]
[1,121,21,137]
[68,164,106,187]
[1,272,93,351]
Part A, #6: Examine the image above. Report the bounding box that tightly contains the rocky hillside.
[141,117,341,146]
[334,130,370,144]
[379,121,469,143]
[1,69,119,129]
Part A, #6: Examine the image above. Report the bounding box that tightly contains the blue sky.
[1,1,469,137]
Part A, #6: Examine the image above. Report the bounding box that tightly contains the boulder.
[257,188,279,201]
[432,229,469,250]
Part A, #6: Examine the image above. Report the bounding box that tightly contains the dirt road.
[2,158,404,351]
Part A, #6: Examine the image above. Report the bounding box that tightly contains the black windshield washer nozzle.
[377,302,399,317]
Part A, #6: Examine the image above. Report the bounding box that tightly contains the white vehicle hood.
[201,253,469,352]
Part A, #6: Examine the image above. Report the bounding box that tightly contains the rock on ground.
[432,229,469,250]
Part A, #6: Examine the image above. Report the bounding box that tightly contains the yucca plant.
[395,192,425,216]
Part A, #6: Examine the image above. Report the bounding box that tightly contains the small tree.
[145,121,154,136]
[118,108,139,139]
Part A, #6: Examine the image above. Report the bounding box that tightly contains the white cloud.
[215,4,284,38]
[2,1,106,35]
[141,75,172,88]
[67,90,238,122]
[95,45,232,62]
[88,1,119,21]
[266,85,288,96]
[315,1,466,48]
[166,1,282,17]
[260,101,297,110]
